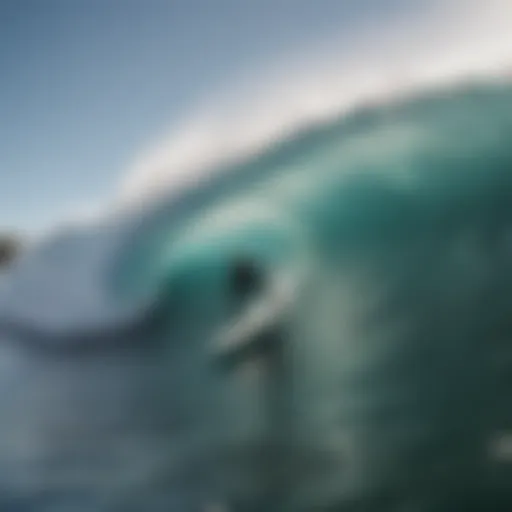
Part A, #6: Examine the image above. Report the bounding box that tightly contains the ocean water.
[0,80,512,511]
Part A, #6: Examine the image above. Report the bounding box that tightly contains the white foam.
[117,0,512,209]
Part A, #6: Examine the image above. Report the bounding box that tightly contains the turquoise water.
[0,81,512,510]
[124,81,512,510]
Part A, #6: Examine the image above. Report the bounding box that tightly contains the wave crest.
[119,0,512,208]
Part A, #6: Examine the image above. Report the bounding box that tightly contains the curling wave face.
[0,81,512,511]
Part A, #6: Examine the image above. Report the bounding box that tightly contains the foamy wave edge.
[118,1,512,212]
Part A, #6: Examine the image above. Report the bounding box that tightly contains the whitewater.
[115,0,512,212]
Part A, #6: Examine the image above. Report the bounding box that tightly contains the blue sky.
[0,0,444,234]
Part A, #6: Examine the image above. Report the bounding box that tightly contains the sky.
[0,0,432,235]
[0,0,510,236]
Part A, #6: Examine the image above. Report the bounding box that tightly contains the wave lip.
[118,0,512,210]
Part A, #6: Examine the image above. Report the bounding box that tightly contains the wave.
[118,0,512,209]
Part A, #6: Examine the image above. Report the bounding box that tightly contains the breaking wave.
[118,0,512,209]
